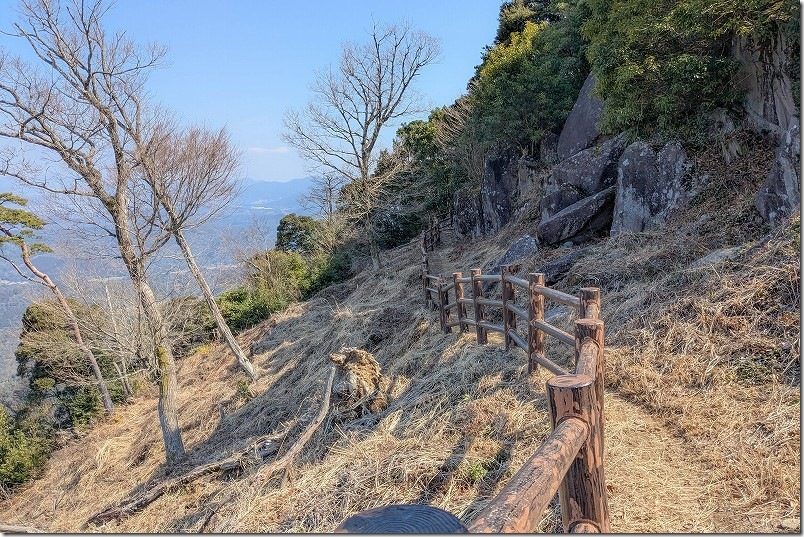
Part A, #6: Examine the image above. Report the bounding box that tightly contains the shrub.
[582,0,799,141]
[0,406,53,490]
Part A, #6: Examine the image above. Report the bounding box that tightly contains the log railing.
[422,259,609,533]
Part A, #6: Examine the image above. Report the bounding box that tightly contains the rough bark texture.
[172,228,256,379]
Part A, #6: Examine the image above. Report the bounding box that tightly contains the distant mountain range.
[0,176,316,390]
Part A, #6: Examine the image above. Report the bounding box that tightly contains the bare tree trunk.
[114,220,185,463]
[18,243,114,414]
[172,227,256,379]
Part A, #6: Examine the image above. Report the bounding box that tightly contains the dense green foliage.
[0,406,53,490]
[0,193,51,256]
[275,214,322,258]
[469,0,588,152]
[582,0,800,140]
[218,228,354,332]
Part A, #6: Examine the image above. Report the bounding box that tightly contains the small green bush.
[0,406,53,490]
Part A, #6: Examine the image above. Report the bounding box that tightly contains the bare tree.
[135,122,257,379]
[283,22,440,269]
[0,192,114,414]
[0,0,185,462]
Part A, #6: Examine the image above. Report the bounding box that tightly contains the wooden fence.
[421,249,610,532]
[336,221,610,533]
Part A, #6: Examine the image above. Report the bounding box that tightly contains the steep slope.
[0,136,798,533]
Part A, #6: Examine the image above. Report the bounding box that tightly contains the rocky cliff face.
[453,31,798,246]
[732,29,798,142]
[454,150,540,239]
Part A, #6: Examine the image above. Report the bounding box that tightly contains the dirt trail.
[603,393,716,532]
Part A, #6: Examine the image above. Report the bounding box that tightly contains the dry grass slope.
[0,131,798,533]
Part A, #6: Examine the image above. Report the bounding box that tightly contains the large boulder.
[540,134,627,219]
[611,141,691,235]
[479,150,517,234]
[455,150,541,239]
[557,74,605,160]
[481,235,538,292]
[732,30,798,141]
[755,116,801,223]
[537,186,616,246]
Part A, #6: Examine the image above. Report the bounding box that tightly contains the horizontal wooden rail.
[416,258,609,533]
[535,286,581,308]
[531,353,569,376]
[508,329,528,352]
[533,319,575,346]
[505,274,530,290]
[476,297,503,308]
[477,320,505,334]
[507,302,529,322]
[467,417,589,533]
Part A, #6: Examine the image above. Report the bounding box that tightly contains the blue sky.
[0,1,500,182]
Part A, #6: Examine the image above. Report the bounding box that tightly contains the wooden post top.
[334,504,467,533]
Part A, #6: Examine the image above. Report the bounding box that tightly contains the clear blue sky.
[0,1,500,182]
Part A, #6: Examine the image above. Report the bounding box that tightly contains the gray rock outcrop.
[537,186,616,245]
[540,134,627,219]
[453,189,483,239]
[611,141,691,235]
[557,74,605,160]
[732,30,798,141]
[481,234,539,291]
[454,151,540,239]
[755,116,801,223]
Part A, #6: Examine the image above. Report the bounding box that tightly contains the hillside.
[0,138,798,532]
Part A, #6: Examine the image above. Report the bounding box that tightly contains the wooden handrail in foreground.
[467,416,589,533]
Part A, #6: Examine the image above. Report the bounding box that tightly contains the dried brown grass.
[0,131,798,533]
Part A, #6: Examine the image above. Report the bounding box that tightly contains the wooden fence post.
[527,273,545,374]
[575,318,605,445]
[421,241,430,308]
[470,268,487,344]
[547,374,610,533]
[453,272,468,333]
[579,288,601,320]
[500,265,515,351]
[439,274,452,334]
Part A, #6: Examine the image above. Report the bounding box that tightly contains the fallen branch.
[255,364,336,479]
[86,429,287,525]
[0,523,44,533]
[86,366,336,526]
